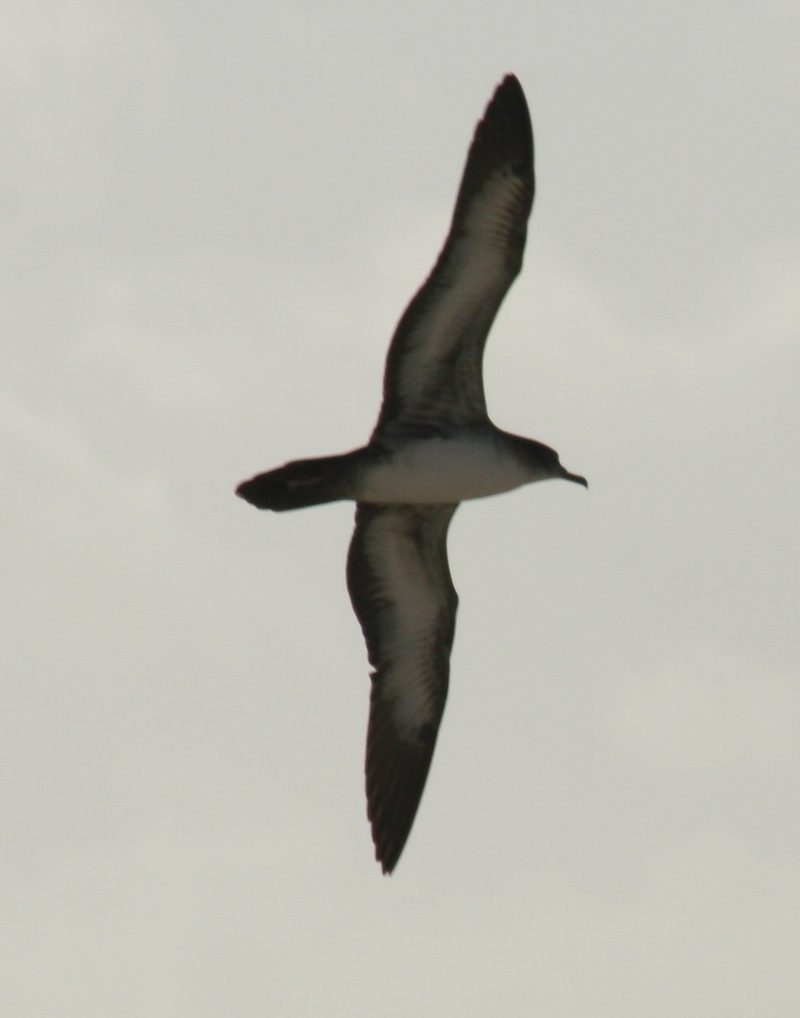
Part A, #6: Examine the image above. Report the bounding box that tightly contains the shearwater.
[237,75,587,873]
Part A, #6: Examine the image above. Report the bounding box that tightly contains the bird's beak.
[562,468,588,488]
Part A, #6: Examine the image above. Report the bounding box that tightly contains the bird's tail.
[236,452,356,511]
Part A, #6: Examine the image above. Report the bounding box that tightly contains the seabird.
[237,75,587,873]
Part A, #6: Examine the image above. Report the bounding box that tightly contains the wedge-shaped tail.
[236,452,358,511]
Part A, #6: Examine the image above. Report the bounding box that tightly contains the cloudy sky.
[2,0,799,1013]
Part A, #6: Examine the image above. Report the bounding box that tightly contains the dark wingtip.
[378,851,397,876]
[365,695,440,876]
[497,73,523,95]
[476,72,533,193]
[490,73,530,124]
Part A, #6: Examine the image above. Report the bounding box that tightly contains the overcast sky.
[2,1,800,1014]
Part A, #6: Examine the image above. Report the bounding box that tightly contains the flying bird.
[237,75,587,873]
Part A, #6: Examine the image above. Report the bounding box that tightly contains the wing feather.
[374,75,534,436]
[346,503,459,872]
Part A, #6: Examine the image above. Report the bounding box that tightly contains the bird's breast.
[355,435,533,505]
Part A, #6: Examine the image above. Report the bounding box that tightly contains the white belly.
[357,436,532,504]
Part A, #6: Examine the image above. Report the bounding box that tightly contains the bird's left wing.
[346,502,459,873]
[373,75,534,437]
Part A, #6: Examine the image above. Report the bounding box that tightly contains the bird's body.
[356,428,545,504]
[239,425,576,509]
[237,75,586,873]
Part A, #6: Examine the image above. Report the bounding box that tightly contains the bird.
[236,74,587,873]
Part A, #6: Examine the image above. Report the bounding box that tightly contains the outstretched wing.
[346,503,459,873]
[374,75,534,437]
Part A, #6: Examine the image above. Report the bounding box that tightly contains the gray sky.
[2,1,800,1013]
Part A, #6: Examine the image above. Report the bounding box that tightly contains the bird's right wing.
[346,502,459,873]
